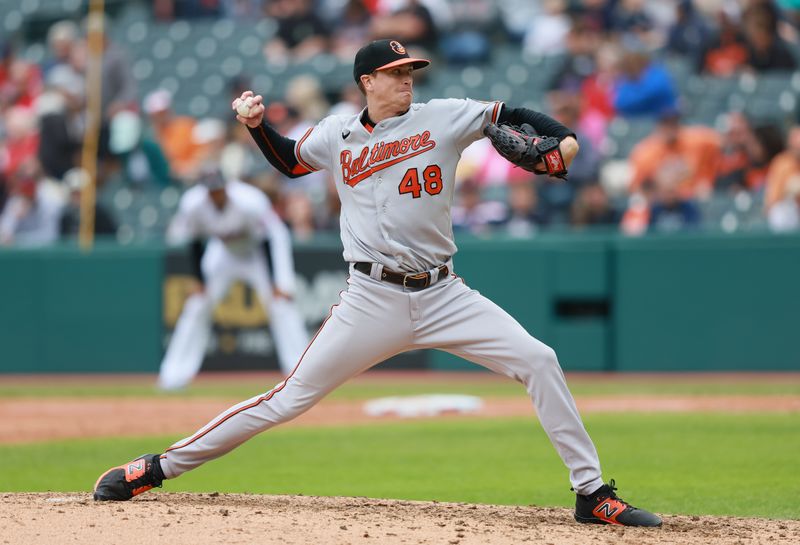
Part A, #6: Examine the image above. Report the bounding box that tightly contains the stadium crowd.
[1,0,800,247]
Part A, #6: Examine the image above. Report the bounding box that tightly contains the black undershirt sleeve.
[247,121,307,178]
[497,106,576,141]
[190,239,205,283]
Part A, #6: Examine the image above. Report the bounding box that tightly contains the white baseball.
[236,97,254,117]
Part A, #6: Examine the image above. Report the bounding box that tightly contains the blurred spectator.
[221,76,271,181]
[1,106,40,185]
[283,190,316,240]
[666,0,711,57]
[381,0,454,31]
[36,65,85,181]
[220,0,264,20]
[43,20,80,77]
[153,0,222,19]
[715,111,770,192]
[575,42,621,151]
[571,0,616,33]
[778,1,800,31]
[767,178,800,232]
[263,0,330,64]
[191,118,228,171]
[58,167,117,238]
[619,191,651,236]
[548,15,604,94]
[492,179,547,238]
[451,179,506,235]
[331,0,373,61]
[613,42,678,118]
[438,0,494,65]
[329,84,366,117]
[285,74,330,123]
[608,0,658,48]
[370,0,439,54]
[0,42,43,111]
[318,176,342,232]
[523,0,571,58]
[109,110,172,187]
[765,125,800,213]
[696,8,748,76]
[742,2,798,72]
[496,0,541,40]
[144,89,201,180]
[647,160,701,232]
[0,164,63,247]
[84,14,137,156]
[282,77,332,208]
[628,109,722,198]
[571,183,619,228]
[220,120,262,182]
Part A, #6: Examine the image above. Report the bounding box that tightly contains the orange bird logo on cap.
[390,41,406,55]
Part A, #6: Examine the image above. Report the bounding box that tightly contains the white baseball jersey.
[168,180,294,292]
[158,179,309,387]
[294,99,502,272]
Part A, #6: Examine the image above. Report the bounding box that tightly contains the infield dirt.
[2,492,797,545]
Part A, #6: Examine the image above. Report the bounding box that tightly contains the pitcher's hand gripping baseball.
[483,123,568,179]
[232,91,265,128]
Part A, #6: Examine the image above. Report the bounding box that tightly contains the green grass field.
[2,410,798,519]
[1,373,799,399]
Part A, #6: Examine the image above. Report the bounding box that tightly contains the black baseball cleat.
[93,454,165,501]
[574,479,662,527]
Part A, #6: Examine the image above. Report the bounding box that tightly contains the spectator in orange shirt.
[764,125,800,214]
[628,108,722,199]
[143,89,200,181]
[696,8,748,76]
[715,111,770,193]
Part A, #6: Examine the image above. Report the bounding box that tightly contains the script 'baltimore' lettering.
[340,130,437,187]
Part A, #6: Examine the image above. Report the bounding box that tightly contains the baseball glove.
[482,123,568,179]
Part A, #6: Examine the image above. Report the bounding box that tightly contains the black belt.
[354,262,449,289]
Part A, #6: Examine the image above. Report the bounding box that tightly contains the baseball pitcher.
[157,166,309,389]
[95,40,660,528]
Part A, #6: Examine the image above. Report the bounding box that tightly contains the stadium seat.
[176,56,200,79]
[167,20,192,43]
[505,64,529,86]
[116,223,136,245]
[112,187,134,212]
[160,187,181,210]
[238,35,261,58]
[194,36,219,59]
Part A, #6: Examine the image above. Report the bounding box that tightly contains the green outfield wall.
[0,243,163,373]
[1,232,798,373]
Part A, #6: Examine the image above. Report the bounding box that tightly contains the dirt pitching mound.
[3,493,797,545]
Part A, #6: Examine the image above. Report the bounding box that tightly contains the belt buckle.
[403,272,430,289]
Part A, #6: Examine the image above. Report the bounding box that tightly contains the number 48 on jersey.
[398,165,443,198]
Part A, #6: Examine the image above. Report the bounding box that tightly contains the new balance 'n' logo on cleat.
[574,479,662,527]
[93,454,165,501]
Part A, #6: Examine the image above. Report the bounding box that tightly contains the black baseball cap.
[353,39,430,83]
